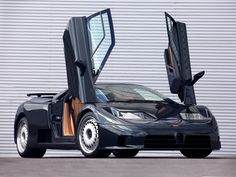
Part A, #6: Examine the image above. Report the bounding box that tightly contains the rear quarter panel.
[14,99,51,146]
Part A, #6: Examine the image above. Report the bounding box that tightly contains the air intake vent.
[144,135,176,148]
[184,135,211,148]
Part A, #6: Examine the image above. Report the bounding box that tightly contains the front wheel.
[113,150,139,158]
[16,118,46,158]
[77,112,111,158]
[180,149,212,158]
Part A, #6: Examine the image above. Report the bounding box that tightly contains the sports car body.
[14,9,221,158]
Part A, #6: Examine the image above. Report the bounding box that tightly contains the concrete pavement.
[0,155,235,177]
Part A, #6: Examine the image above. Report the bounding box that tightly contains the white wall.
[0,0,236,156]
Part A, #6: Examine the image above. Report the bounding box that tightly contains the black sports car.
[14,9,221,158]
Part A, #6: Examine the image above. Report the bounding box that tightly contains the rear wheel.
[180,149,212,158]
[16,118,46,158]
[113,150,139,158]
[77,112,111,158]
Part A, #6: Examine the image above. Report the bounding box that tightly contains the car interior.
[50,91,84,137]
[63,96,84,136]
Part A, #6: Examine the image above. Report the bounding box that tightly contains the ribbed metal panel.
[0,0,236,156]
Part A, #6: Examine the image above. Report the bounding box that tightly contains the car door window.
[87,9,115,78]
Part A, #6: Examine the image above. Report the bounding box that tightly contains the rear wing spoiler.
[27,93,57,97]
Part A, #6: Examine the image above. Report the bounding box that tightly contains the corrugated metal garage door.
[0,0,236,157]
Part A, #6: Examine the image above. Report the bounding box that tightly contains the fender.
[76,104,97,127]
[14,100,51,146]
[76,104,120,124]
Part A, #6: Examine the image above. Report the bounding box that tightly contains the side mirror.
[192,71,205,85]
[75,60,86,76]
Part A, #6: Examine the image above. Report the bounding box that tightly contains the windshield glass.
[95,84,166,102]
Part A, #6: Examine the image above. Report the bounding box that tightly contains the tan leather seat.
[71,97,84,123]
[63,97,84,136]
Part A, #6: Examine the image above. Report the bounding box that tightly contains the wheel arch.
[76,108,94,128]
[14,112,26,144]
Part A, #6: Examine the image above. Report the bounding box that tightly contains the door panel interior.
[63,102,75,136]
[63,30,80,99]
[164,12,197,105]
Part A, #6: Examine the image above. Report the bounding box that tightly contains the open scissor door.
[164,13,204,105]
[63,9,115,103]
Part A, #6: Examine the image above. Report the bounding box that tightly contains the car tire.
[77,112,111,158]
[113,150,139,158]
[16,118,46,158]
[180,149,212,158]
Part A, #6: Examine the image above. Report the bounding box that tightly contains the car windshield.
[95,84,166,103]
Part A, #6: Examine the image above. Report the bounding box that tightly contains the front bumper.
[99,123,221,151]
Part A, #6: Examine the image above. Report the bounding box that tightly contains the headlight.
[119,112,146,119]
[110,108,154,120]
[180,113,211,121]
